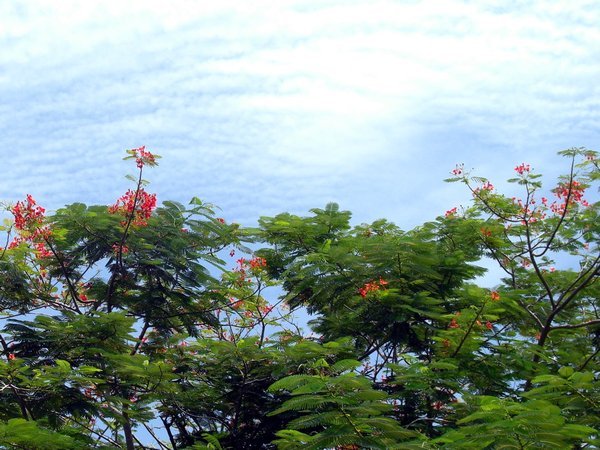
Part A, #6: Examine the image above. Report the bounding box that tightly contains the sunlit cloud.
[0,0,597,230]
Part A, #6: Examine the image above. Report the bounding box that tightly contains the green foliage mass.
[0,147,597,449]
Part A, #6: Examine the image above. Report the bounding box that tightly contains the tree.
[0,147,597,449]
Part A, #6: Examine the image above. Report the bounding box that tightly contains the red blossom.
[485,321,493,330]
[514,163,530,175]
[112,243,129,255]
[480,227,492,237]
[33,242,52,259]
[553,180,587,209]
[490,291,500,301]
[11,195,45,231]
[8,237,24,249]
[249,256,267,270]
[109,188,157,227]
[9,196,55,262]
[133,146,156,168]
[230,298,244,309]
[260,305,273,315]
[358,278,388,298]
[445,207,457,218]
[451,164,464,176]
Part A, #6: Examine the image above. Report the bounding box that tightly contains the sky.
[1,0,599,232]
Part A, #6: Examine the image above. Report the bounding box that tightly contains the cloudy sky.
[1,0,598,230]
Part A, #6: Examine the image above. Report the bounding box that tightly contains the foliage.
[0,146,597,448]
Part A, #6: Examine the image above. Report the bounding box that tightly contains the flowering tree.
[0,147,597,449]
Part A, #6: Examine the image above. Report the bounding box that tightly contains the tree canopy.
[0,147,598,449]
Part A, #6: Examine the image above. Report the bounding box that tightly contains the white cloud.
[0,0,597,229]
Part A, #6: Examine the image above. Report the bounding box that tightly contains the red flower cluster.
[9,195,52,257]
[451,164,464,176]
[232,256,268,287]
[555,180,586,204]
[112,243,129,255]
[33,242,53,259]
[510,196,547,225]
[548,180,589,215]
[358,278,388,298]
[12,194,45,230]
[445,207,457,218]
[229,298,244,309]
[514,163,530,175]
[260,304,273,315]
[249,257,267,270]
[490,291,500,301]
[473,181,495,195]
[133,146,156,168]
[109,189,157,227]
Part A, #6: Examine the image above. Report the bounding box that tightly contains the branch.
[548,319,600,332]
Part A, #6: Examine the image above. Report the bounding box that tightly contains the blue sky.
[1,0,598,231]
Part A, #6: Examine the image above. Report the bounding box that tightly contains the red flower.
[34,242,52,259]
[11,195,45,231]
[249,257,267,269]
[358,278,389,298]
[445,207,457,218]
[480,227,492,237]
[514,163,530,175]
[490,291,500,301]
[7,353,15,360]
[451,164,464,176]
[481,181,494,191]
[485,321,493,330]
[112,243,129,255]
[260,305,273,315]
[553,180,587,207]
[109,189,157,227]
[132,146,156,168]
